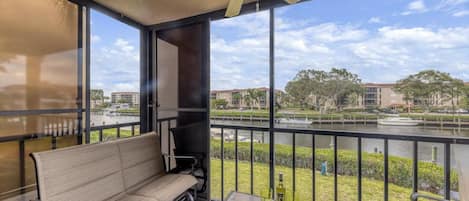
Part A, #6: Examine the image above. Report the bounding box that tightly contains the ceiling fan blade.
[284,0,301,4]
[225,0,244,18]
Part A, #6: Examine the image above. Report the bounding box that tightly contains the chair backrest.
[31,132,164,201]
[31,142,125,201]
[114,132,165,190]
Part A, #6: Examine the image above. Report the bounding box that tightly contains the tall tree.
[243,89,263,110]
[285,78,311,109]
[324,68,363,111]
[285,68,362,112]
[394,70,465,113]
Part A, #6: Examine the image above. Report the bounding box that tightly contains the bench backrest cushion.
[114,132,164,191]
[32,142,125,201]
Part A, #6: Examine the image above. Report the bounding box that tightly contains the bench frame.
[29,134,199,201]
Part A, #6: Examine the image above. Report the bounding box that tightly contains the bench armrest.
[163,154,199,173]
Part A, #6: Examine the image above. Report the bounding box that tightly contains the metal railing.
[90,121,140,142]
[210,123,469,201]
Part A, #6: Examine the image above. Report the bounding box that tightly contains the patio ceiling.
[94,0,257,25]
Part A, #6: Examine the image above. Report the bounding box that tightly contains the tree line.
[283,68,469,113]
[284,68,362,112]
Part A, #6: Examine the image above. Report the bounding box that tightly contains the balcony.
[2,0,469,201]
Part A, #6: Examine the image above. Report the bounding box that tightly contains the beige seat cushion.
[132,174,198,201]
[116,195,159,201]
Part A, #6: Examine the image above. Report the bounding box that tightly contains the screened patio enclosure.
[2,0,469,201]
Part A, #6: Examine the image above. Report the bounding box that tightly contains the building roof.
[362,83,396,87]
[211,87,269,93]
[111,92,139,95]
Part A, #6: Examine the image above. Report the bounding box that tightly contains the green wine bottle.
[276,173,286,201]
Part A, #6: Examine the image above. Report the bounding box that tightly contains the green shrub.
[210,140,458,194]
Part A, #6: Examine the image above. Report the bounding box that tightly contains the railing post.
[384,139,389,201]
[99,128,103,142]
[250,130,254,195]
[312,134,316,201]
[221,128,225,201]
[51,136,57,150]
[159,121,162,147]
[235,129,239,192]
[412,141,419,199]
[358,137,362,201]
[333,136,337,201]
[292,132,296,201]
[117,127,120,138]
[19,140,25,194]
[167,120,171,170]
[444,143,451,200]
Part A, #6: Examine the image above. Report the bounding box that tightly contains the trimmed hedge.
[210,140,458,194]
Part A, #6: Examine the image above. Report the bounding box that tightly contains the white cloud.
[368,17,383,24]
[435,0,469,17]
[437,0,468,8]
[408,0,426,11]
[401,0,428,15]
[114,38,135,52]
[453,10,469,17]
[91,35,101,43]
[91,37,140,96]
[211,14,469,90]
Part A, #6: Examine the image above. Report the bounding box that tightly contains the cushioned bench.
[30,132,198,201]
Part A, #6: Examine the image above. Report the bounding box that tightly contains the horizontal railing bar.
[211,124,270,132]
[210,124,469,144]
[0,117,177,143]
[90,122,140,131]
[0,108,82,116]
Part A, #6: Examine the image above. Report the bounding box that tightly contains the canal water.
[211,119,469,166]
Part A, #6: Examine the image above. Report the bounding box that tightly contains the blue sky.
[90,10,140,96]
[89,0,469,94]
[211,0,469,90]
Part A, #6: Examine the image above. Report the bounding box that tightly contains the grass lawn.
[90,127,140,143]
[210,159,439,201]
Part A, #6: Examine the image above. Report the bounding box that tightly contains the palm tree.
[245,89,262,110]
[232,93,242,107]
[243,93,253,110]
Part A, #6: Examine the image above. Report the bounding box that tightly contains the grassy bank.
[89,127,140,143]
[210,159,439,201]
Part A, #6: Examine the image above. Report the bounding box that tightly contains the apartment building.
[361,83,407,108]
[360,83,463,108]
[111,92,140,107]
[210,87,270,109]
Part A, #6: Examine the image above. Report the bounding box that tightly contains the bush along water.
[210,140,458,194]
